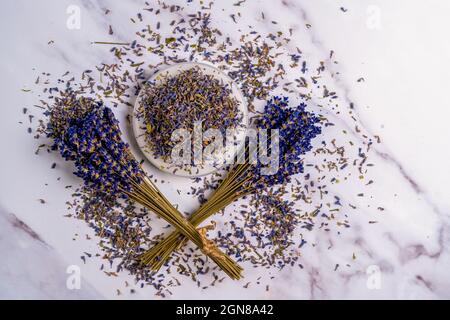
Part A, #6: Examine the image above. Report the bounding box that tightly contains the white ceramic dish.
[133,62,248,177]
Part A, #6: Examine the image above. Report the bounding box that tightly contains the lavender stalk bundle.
[141,96,322,270]
[45,94,242,279]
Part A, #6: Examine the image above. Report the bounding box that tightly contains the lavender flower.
[250,96,322,189]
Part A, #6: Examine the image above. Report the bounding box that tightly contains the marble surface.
[1,0,450,299]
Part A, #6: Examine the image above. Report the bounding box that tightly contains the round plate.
[133,62,248,177]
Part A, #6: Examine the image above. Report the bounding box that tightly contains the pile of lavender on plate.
[138,65,243,162]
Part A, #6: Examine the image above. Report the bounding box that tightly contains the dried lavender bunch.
[141,96,322,270]
[46,93,242,279]
[48,98,143,197]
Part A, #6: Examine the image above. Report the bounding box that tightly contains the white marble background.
[1,0,450,299]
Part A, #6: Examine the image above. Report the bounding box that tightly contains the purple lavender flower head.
[46,96,144,198]
[251,96,322,189]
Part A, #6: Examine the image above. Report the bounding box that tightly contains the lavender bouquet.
[141,96,322,271]
[45,93,242,279]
